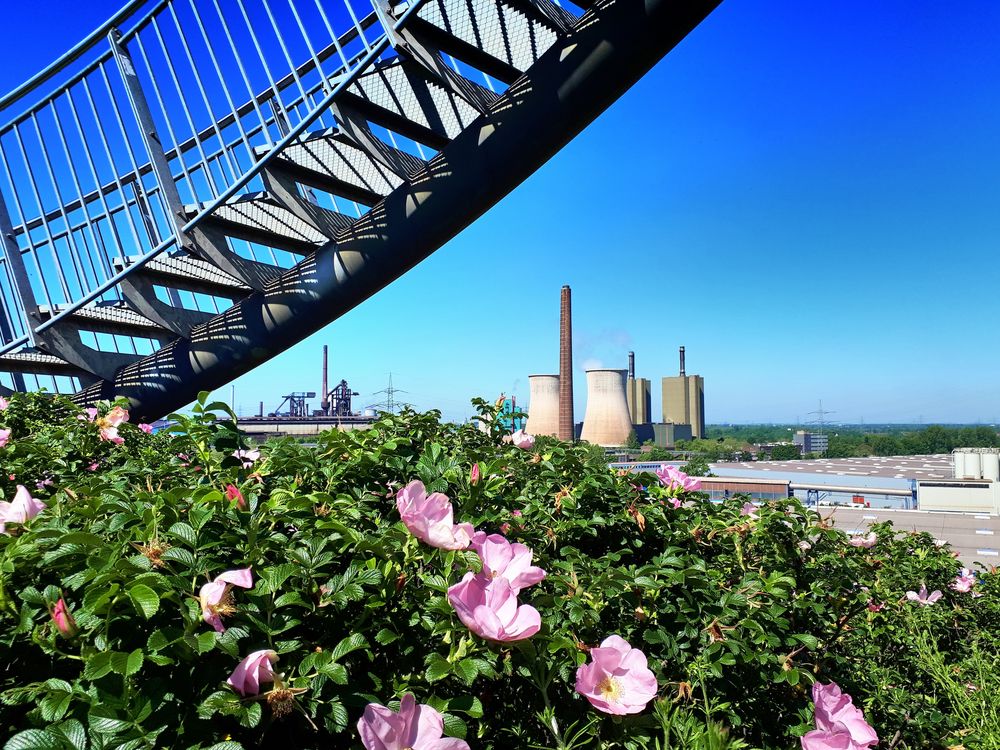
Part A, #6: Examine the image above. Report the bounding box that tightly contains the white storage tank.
[953,449,967,480]
[964,449,982,480]
[983,449,1000,482]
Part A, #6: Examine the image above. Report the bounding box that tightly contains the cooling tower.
[580,369,633,446]
[558,286,575,442]
[526,375,560,437]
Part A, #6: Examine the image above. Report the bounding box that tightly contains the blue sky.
[2,1,999,423]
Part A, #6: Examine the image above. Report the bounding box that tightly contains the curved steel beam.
[81,0,723,420]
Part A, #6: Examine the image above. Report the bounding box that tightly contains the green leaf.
[441,713,467,740]
[161,548,196,567]
[3,729,63,750]
[331,632,368,661]
[110,649,143,677]
[83,651,113,680]
[425,653,451,683]
[49,721,86,750]
[167,523,197,547]
[128,584,159,619]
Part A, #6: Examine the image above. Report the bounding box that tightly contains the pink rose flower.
[99,406,129,428]
[951,568,976,593]
[447,573,540,642]
[0,429,10,448]
[232,448,260,468]
[575,635,658,715]
[0,485,46,534]
[138,423,154,434]
[396,481,475,550]
[199,568,254,632]
[499,522,511,535]
[86,462,100,472]
[848,533,877,549]
[655,465,701,493]
[358,693,471,750]
[469,532,546,593]
[79,407,98,422]
[228,649,277,696]
[0,396,8,410]
[99,426,124,445]
[470,463,480,485]
[512,509,523,518]
[740,502,759,519]
[801,681,878,750]
[510,430,535,450]
[905,583,942,606]
[51,598,78,637]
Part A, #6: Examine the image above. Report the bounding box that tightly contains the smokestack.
[679,346,686,377]
[627,351,635,380]
[558,286,574,441]
[526,375,560,437]
[580,369,633,446]
[321,345,329,414]
[258,401,264,417]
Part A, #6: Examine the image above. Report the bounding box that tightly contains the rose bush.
[0,392,998,749]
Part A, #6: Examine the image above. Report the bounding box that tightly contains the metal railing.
[0,0,428,375]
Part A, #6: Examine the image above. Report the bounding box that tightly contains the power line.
[369,372,409,414]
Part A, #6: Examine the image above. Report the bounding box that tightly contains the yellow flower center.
[266,688,295,718]
[596,675,623,703]
[208,590,237,618]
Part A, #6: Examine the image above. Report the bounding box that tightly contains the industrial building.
[793,430,829,455]
[661,347,705,439]
[526,375,560,437]
[625,351,651,426]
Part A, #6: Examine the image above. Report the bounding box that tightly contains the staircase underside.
[0,0,721,418]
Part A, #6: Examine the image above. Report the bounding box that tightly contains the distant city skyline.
[2,1,998,423]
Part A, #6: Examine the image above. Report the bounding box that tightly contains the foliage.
[0,392,997,749]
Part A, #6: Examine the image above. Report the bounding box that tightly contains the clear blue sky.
[3,1,999,424]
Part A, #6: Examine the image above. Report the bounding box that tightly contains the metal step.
[408,0,562,83]
[184,194,338,254]
[342,58,481,148]
[37,302,168,338]
[259,131,404,206]
[112,252,249,298]
[0,348,84,377]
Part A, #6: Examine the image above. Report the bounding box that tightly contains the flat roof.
[713,454,954,481]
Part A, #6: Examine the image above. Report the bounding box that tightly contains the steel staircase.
[0,0,721,418]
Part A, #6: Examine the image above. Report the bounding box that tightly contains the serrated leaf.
[128,584,159,619]
[374,628,399,645]
[3,729,63,750]
[167,523,197,547]
[110,650,143,677]
[83,651,113,680]
[441,713,467,740]
[88,714,132,734]
[424,653,450,683]
[49,720,86,750]
[196,631,217,653]
[331,632,368,661]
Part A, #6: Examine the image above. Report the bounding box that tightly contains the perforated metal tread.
[37,303,164,332]
[113,253,248,291]
[185,194,329,247]
[416,0,560,73]
[346,58,481,141]
[261,134,404,200]
[0,350,67,365]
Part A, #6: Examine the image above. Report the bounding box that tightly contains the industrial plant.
[524,286,707,448]
[239,345,377,438]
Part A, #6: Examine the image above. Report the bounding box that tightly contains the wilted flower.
[228,649,277,696]
[447,574,540,642]
[510,429,535,450]
[233,448,260,468]
[848,532,877,549]
[655,465,701,493]
[79,407,98,422]
[225,484,246,510]
[35,477,54,489]
[0,485,46,534]
[396,480,475,550]
[0,429,10,448]
[199,568,254,632]
[740,502,759,519]
[499,522,511,535]
[951,568,976,593]
[50,598,78,638]
[86,462,100,472]
[906,583,942,606]
[469,463,480,485]
[138,423,154,434]
[358,693,470,750]
[512,509,523,518]
[798,541,812,551]
[867,601,884,613]
[469,532,546,593]
[99,406,129,429]
[575,635,658,715]
[801,681,878,750]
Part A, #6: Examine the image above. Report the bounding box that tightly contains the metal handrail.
[22,0,429,340]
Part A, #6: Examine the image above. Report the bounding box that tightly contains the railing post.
[0,189,39,348]
[108,27,278,292]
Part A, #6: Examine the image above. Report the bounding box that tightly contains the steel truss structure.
[0,0,720,419]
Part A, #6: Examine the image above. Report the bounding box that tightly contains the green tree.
[768,444,801,461]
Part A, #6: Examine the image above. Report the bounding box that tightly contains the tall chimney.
[321,345,329,414]
[558,285,574,441]
[627,351,635,379]
[679,346,686,377]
